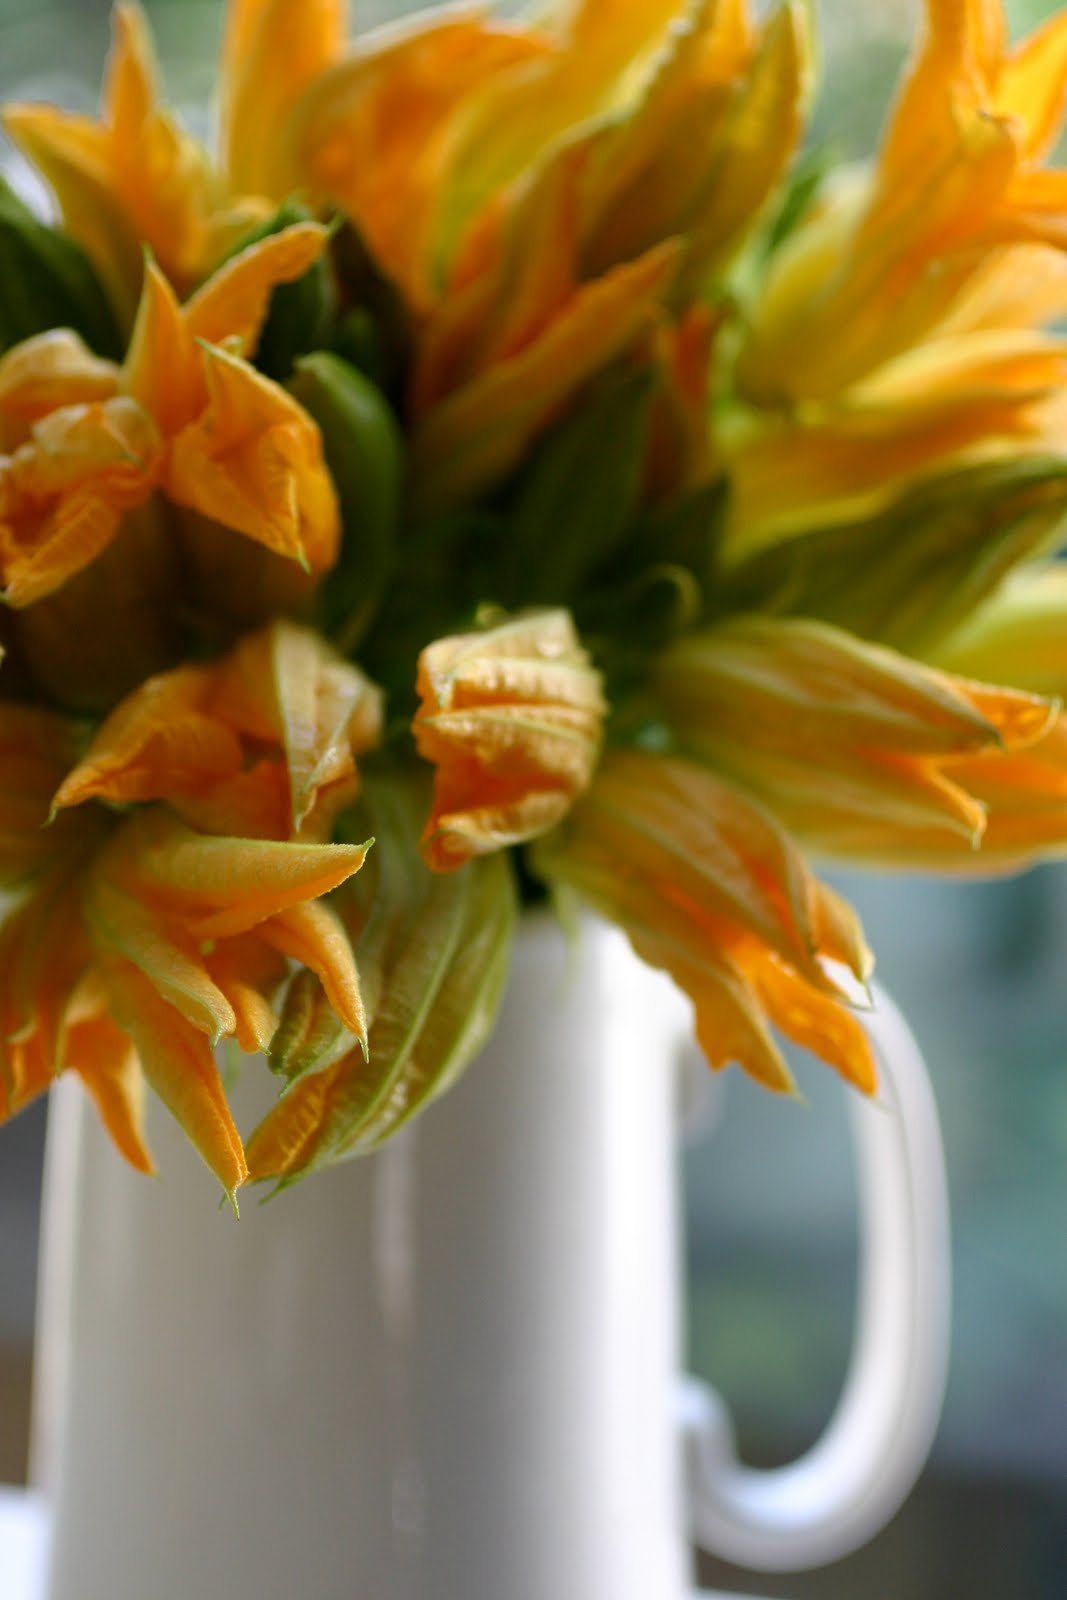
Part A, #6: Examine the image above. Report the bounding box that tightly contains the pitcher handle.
[681,981,951,1572]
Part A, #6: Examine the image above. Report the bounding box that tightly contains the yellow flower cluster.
[4,0,1067,1196]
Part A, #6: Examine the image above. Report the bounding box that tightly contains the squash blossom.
[722,0,1067,554]
[5,0,1067,1198]
[414,610,606,871]
[0,687,373,1200]
[0,224,338,607]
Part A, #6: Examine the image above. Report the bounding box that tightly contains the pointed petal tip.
[341,835,374,868]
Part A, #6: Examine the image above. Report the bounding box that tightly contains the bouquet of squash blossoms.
[2,0,1067,1206]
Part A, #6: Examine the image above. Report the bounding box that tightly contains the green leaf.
[290,351,404,653]
[713,456,1067,654]
[253,767,518,1182]
[0,179,121,358]
[226,199,337,381]
[502,366,655,605]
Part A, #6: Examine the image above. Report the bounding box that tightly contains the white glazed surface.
[0,1487,785,1600]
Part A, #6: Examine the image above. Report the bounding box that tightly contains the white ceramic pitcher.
[31,913,949,1600]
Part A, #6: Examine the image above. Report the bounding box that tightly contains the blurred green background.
[0,2,1065,1596]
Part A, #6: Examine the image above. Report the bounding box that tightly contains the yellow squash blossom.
[528,614,1066,1095]
[3,0,334,319]
[408,0,807,510]
[283,0,720,312]
[0,379,160,609]
[0,804,366,1201]
[573,0,808,300]
[282,8,557,311]
[5,4,263,317]
[738,0,1067,404]
[52,620,382,840]
[722,334,1067,552]
[720,0,1067,560]
[651,615,1056,860]
[424,0,692,270]
[0,225,338,607]
[83,809,370,1197]
[781,717,1067,873]
[533,748,877,1097]
[414,610,605,871]
[0,616,381,1197]
[912,563,1067,869]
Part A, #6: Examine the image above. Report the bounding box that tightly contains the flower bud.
[414,609,606,870]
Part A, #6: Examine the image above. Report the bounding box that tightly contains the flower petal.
[218,621,382,831]
[410,239,679,511]
[122,258,204,433]
[533,748,876,1094]
[653,615,1055,853]
[52,664,238,812]
[184,222,332,358]
[0,396,161,605]
[289,12,553,305]
[96,808,372,941]
[165,344,340,572]
[415,609,605,870]
[0,331,119,436]
[69,1013,155,1174]
[102,955,248,1201]
[432,0,689,265]
[221,0,346,197]
[2,101,142,321]
[202,935,287,1055]
[258,899,367,1044]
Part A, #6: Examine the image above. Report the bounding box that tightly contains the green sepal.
[501,366,655,605]
[758,140,834,262]
[227,199,337,381]
[331,768,518,1152]
[254,767,518,1184]
[0,179,121,358]
[268,967,356,1089]
[330,220,414,401]
[290,351,404,653]
[331,307,387,387]
[356,508,511,712]
[628,479,724,592]
[714,456,1067,654]
[571,480,724,700]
